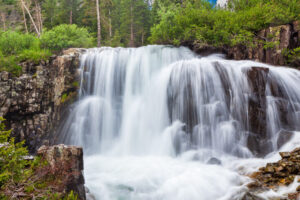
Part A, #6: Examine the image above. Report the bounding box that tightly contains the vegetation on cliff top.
[0,117,78,199]
[150,0,300,47]
[0,0,299,74]
[0,24,93,75]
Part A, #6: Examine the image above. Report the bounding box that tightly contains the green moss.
[72,81,79,88]
[263,41,280,50]
[61,92,77,104]
[24,185,35,193]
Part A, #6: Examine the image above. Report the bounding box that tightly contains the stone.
[241,192,264,200]
[207,157,222,165]
[247,147,300,198]
[280,152,291,159]
[37,144,86,200]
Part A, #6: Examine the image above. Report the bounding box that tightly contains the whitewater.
[60,45,300,200]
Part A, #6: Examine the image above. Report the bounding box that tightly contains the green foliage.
[61,91,77,104]
[40,24,94,51]
[283,47,300,65]
[0,31,40,55]
[0,117,78,199]
[0,117,29,186]
[19,49,52,64]
[150,0,300,47]
[0,31,52,76]
[0,52,22,76]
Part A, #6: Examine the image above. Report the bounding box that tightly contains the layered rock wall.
[0,49,84,153]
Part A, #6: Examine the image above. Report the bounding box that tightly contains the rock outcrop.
[247,148,300,199]
[186,21,300,67]
[0,48,84,153]
[37,144,86,200]
[227,21,300,67]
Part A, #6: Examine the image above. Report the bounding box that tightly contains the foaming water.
[60,45,300,199]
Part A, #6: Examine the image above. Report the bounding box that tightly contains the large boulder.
[37,144,86,200]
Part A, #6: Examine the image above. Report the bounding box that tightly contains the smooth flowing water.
[60,45,300,200]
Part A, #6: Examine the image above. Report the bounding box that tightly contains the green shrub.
[0,31,40,55]
[19,49,52,64]
[40,24,94,51]
[150,0,300,47]
[0,51,22,76]
[284,47,300,65]
[0,117,29,186]
[0,117,78,199]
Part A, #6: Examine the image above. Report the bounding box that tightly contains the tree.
[96,0,101,47]
[20,0,40,37]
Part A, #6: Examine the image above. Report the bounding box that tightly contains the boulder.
[37,144,86,200]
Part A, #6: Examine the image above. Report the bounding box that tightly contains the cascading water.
[60,45,300,200]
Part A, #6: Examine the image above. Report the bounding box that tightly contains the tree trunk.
[141,30,144,46]
[109,9,112,38]
[129,2,134,47]
[20,0,40,37]
[34,1,41,33]
[70,9,73,24]
[0,12,6,31]
[70,0,73,24]
[37,1,43,34]
[21,2,28,33]
[96,0,101,47]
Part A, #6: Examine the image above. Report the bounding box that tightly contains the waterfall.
[60,45,300,200]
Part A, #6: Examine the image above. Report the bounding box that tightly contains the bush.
[0,31,52,76]
[150,0,300,47]
[0,117,29,186]
[19,49,52,64]
[40,24,94,51]
[0,51,22,76]
[0,31,40,55]
[0,117,78,199]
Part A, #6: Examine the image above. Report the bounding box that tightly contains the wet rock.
[280,152,291,159]
[207,157,222,165]
[248,147,300,198]
[37,144,86,200]
[167,67,199,134]
[277,131,294,149]
[246,67,269,156]
[182,41,226,56]
[241,192,264,200]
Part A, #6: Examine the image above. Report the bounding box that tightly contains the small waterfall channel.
[60,45,300,200]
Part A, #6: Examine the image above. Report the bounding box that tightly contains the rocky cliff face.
[0,48,84,153]
[227,21,300,67]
